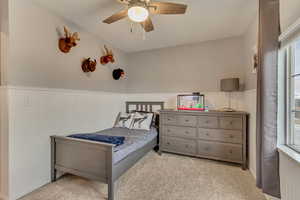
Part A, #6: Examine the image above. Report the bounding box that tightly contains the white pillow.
[131,112,154,131]
[114,112,134,129]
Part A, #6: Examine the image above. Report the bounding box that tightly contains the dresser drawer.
[163,115,177,125]
[177,115,197,127]
[225,144,243,162]
[198,116,218,128]
[164,126,197,139]
[198,141,242,162]
[219,117,242,130]
[198,128,242,144]
[162,137,197,155]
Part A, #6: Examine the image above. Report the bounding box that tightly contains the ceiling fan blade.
[141,17,154,32]
[149,2,187,14]
[103,9,128,24]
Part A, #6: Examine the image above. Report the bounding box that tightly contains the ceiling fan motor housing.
[128,0,148,8]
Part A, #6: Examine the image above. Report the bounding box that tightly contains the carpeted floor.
[20,152,266,200]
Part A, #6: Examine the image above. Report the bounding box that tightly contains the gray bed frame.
[50,101,164,200]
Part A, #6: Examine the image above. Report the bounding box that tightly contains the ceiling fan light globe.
[128,6,149,22]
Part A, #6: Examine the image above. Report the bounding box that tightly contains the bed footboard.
[51,135,114,190]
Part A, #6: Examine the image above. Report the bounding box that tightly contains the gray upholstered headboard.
[126,101,164,113]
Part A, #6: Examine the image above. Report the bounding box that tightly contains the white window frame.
[285,39,300,153]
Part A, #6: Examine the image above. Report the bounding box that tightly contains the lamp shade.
[220,78,240,92]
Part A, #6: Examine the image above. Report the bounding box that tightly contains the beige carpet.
[20,152,266,200]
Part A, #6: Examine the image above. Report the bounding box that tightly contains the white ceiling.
[34,0,258,53]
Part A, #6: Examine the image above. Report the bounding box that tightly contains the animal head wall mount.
[100,45,115,65]
[112,68,125,80]
[82,58,97,73]
[59,26,80,53]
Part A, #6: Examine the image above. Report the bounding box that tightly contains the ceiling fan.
[103,0,188,32]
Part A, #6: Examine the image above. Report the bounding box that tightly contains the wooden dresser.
[159,110,248,169]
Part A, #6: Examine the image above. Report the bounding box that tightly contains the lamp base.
[219,107,236,112]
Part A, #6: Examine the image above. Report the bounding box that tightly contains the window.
[286,39,300,152]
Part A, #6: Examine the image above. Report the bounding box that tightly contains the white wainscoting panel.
[4,87,259,200]
[6,86,125,200]
[279,151,300,200]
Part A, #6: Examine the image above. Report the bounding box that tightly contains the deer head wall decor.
[58,26,80,53]
[100,45,115,65]
[82,58,97,73]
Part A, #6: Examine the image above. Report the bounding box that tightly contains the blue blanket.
[68,133,125,146]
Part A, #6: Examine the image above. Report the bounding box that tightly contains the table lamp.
[220,78,240,112]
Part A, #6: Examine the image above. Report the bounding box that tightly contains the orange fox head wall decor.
[100,45,115,65]
[59,26,80,53]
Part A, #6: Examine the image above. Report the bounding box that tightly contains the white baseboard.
[264,194,281,200]
[249,167,256,180]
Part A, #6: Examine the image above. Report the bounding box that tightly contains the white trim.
[264,194,281,200]
[0,85,126,96]
[279,17,300,42]
[278,145,300,166]
[0,85,257,96]
[249,167,256,180]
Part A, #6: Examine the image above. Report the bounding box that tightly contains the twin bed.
[50,101,164,200]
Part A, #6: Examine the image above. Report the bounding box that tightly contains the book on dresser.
[159,110,248,170]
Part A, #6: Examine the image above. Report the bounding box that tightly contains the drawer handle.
[185,131,189,134]
[229,121,233,125]
[229,150,233,154]
[167,118,171,121]
[185,144,189,148]
[205,120,209,124]
[167,129,171,132]
[229,135,234,139]
[166,142,170,145]
[185,119,190,122]
[206,133,210,136]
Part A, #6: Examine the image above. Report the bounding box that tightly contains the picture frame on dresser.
[159,110,248,170]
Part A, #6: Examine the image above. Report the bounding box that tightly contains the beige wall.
[126,37,246,93]
[280,0,300,33]
[0,0,9,34]
[7,0,129,93]
[243,16,258,91]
